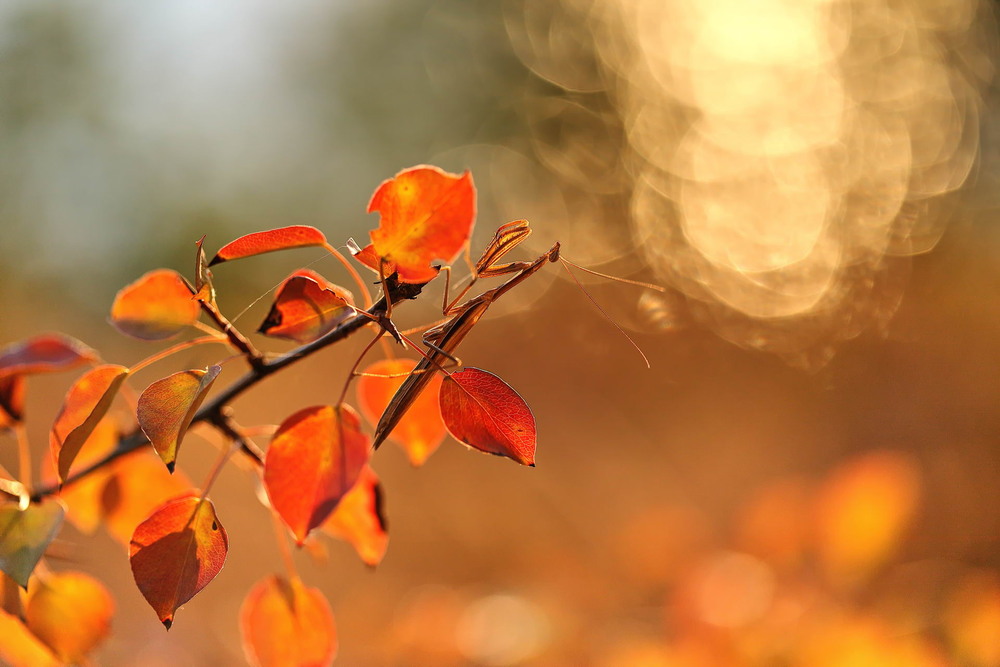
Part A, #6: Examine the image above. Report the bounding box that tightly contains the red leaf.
[50,365,130,484]
[0,334,97,379]
[110,270,200,341]
[439,368,536,466]
[129,495,228,628]
[240,575,337,667]
[137,366,222,472]
[264,405,370,545]
[258,270,355,343]
[0,376,25,429]
[25,571,114,663]
[321,465,388,567]
[209,226,328,266]
[355,166,476,283]
[357,359,446,466]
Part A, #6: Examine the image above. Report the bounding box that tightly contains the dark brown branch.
[30,276,426,502]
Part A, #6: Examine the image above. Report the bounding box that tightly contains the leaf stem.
[14,423,32,493]
[271,508,299,581]
[322,242,373,310]
[130,335,229,375]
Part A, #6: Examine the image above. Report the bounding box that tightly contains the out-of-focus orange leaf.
[357,359,445,466]
[943,570,1000,666]
[209,226,328,266]
[49,364,129,484]
[25,571,113,663]
[1,572,20,616]
[101,453,195,546]
[137,365,222,472]
[0,376,25,429]
[240,574,337,667]
[355,166,476,283]
[110,269,201,341]
[794,614,948,667]
[0,334,97,379]
[40,417,118,535]
[129,495,228,628]
[0,499,65,588]
[439,368,536,466]
[813,450,920,584]
[321,466,388,567]
[258,270,355,343]
[734,478,812,570]
[0,610,60,667]
[264,405,370,545]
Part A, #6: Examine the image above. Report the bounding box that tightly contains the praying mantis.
[370,218,656,451]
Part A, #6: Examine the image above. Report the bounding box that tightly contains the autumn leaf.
[129,495,228,628]
[357,359,445,466]
[439,368,536,466]
[264,405,370,545]
[321,466,388,567]
[193,235,216,305]
[49,364,130,484]
[209,226,328,266]
[25,571,114,663]
[240,575,337,667]
[137,366,222,472]
[258,270,355,343]
[0,334,97,379]
[40,417,119,535]
[354,166,476,283]
[110,269,201,341]
[0,499,65,588]
[101,454,195,546]
[0,611,60,667]
[0,376,25,429]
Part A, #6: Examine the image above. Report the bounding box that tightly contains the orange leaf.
[357,359,445,466]
[25,571,113,663]
[110,269,200,341]
[129,495,228,628]
[0,376,25,429]
[0,334,97,379]
[101,453,195,546]
[356,166,476,283]
[0,499,65,588]
[40,417,119,535]
[0,610,60,667]
[258,270,355,344]
[137,365,222,472]
[209,226,328,266]
[49,365,130,484]
[321,466,388,567]
[240,575,337,667]
[264,405,370,545]
[439,368,536,466]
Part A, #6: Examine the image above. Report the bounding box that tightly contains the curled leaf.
[240,575,337,667]
[0,334,97,379]
[111,270,201,341]
[357,359,445,466]
[0,499,65,588]
[25,571,113,663]
[129,495,228,628]
[264,405,370,545]
[321,466,388,567]
[50,365,130,484]
[258,270,355,343]
[193,235,216,305]
[355,165,476,283]
[439,368,536,466]
[137,366,222,472]
[209,226,328,266]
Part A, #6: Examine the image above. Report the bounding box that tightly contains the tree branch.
[30,276,426,502]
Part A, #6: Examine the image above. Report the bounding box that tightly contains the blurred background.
[2,0,1000,664]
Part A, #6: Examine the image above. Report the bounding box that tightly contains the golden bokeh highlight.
[504,0,992,354]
